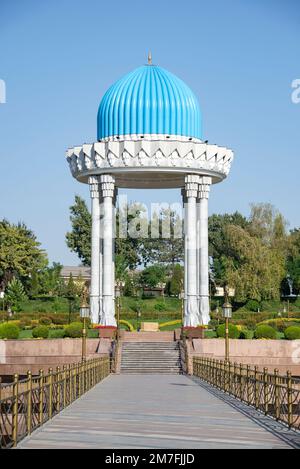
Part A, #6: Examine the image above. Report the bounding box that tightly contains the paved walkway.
[19,375,292,449]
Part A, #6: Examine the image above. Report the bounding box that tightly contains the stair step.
[120,340,182,375]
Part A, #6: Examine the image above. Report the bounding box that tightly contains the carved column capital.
[88,175,100,198]
[184,174,200,198]
[198,176,212,200]
[100,174,115,198]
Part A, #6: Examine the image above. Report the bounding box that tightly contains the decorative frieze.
[66,138,234,181]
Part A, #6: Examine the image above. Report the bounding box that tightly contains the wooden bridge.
[1,350,300,450]
[17,374,299,449]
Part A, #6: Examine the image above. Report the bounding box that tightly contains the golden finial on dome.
[147,51,152,65]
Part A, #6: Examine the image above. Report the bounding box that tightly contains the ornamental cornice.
[66,138,234,184]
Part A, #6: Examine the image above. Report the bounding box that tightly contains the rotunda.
[66,56,234,326]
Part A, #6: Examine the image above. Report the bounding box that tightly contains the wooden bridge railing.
[0,357,110,449]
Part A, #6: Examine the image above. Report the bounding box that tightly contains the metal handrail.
[0,357,110,449]
[193,357,300,431]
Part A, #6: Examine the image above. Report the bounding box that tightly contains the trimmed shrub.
[39,316,52,326]
[239,329,253,340]
[32,326,49,339]
[254,325,277,340]
[49,329,66,339]
[284,326,300,341]
[0,322,20,339]
[64,322,83,338]
[216,324,240,339]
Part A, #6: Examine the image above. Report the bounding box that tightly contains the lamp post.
[222,299,232,363]
[80,289,90,362]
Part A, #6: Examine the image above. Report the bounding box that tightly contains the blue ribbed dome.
[97,65,202,140]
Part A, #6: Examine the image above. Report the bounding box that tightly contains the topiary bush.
[216,324,240,339]
[64,322,83,338]
[49,329,66,339]
[254,325,277,340]
[32,325,49,339]
[284,326,300,340]
[0,322,20,339]
[239,329,253,340]
[39,316,52,326]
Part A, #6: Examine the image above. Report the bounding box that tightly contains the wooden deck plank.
[18,375,291,449]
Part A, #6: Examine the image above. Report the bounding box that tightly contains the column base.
[101,296,117,326]
[199,296,210,326]
[184,296,200,327]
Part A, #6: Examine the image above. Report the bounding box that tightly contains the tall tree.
[0,220,47,290]
[142,207,184,265]
[66,196,144,270]
[66,196,92,266]
[224,225,285,302]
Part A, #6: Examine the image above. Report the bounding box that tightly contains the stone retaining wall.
[0,338,111,377]
[190,339,300,376]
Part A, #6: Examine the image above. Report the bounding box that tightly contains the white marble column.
[183,175,200,327]
[100,174,117,326]
[197,176,212,325]
[181,189,188,306]
[88,176,100,324]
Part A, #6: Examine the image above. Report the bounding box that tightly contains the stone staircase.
[120,341,182,374]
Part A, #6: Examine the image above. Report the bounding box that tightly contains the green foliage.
[216,324,240,339]
[49,329,66,339]
[245,299,260,312]
[165,264,183,296]
[239,329,253,339]
[0,322,20,339]
[5,278,27,311]
[19,317,32,329]
[139,265,166,288]
[284,326,300,340]
[154,302,168,312]
[142,208,184,265]
[39,316,52,325]
[65,196,92,265]
[254,325,277,339]
[32,325,49,339]
[0,220,47,291]
[224,224,285,302]
[28,263,64,297]
[64,322,83,338]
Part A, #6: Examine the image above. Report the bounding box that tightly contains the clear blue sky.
[0,0,299,265]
